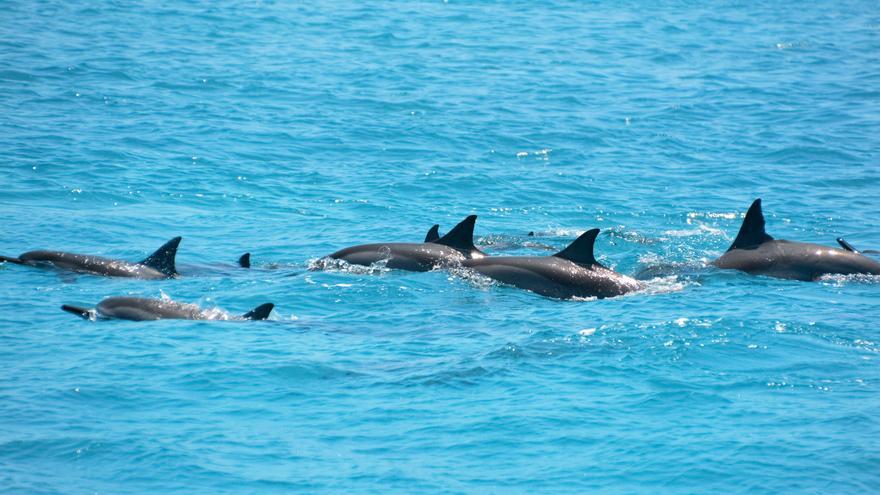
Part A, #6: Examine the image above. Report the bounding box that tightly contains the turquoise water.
[2,1,880,492]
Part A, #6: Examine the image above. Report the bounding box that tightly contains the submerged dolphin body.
[712,199,880,281]
[62,296,274,321]
[462,228,642,299]
[327,215,486,272]
[1,237,182,279]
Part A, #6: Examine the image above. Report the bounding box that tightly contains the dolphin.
[712,199,880,281]
[0,237,182,279]
[326,215,486,272]
[462,228,642,299]
[62,296,274,321]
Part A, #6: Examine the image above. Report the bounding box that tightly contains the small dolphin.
[327,215,486,272]
[62,296,274,321]
[1,237,182,279]
[712,199,880,281]
[462,228,642,299]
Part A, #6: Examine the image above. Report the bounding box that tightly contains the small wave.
[307,256,392,275]
[515,148,552,160]
[403,364,500,388]
[687,211,739,220]
[569,295,599,302]
[633,275,695,296]
[817,273,880,286]
[199,307,234,321]
[605,226,660,245]
[663,224,724,237]
[527,228,587,238]
[446,266,496,289]
[477,234,557,252]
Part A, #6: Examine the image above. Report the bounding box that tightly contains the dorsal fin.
[553,228,601,266]
[434,215,477,253]
[424,224,440,243]
[728,199,773,251]
[140,237,182,276]
[836,238,858,253]
[242,303,274,320]
[238,252,251,268]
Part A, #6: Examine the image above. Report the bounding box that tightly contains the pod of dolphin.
[2,198,878,322]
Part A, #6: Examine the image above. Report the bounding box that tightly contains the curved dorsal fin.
[836,238,858,253]
[140,237,182,276]
[434,215,477,252]
[553,228,601,266]
[242,303,274,320]
[728,199,773,251]
[424,224,440,243]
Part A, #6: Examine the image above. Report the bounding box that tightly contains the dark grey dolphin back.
[553,228,601,267]
[242,303,274,320]
[140,237,182,276]
[432,215,479,254]
[424,225,441,243]
[728,199,773,251]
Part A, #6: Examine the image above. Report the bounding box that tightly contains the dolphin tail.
[434,215,481,254]
[424,224,440,243]
[242,303,274,320]
[728,199,774,251]
[140,237,182,277]
[238,252,251,268]
[553,228,602,267]
[0,255,23,264]
[61,304,94,319]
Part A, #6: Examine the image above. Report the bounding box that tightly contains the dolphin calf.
[462,228,642,299]
[326,215,486,271]
[712,199,880,281]
[0,237,182,279]
[62,296,274,321]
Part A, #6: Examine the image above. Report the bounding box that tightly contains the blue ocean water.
[2,0,880,492]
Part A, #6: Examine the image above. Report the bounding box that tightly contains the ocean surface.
[2,1,879,493]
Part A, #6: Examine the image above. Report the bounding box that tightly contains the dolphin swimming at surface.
[711,199,880,281]
[62,296,274,321]
[462,228,642,299]
[326,215,486,272]
[0,237,182,279]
